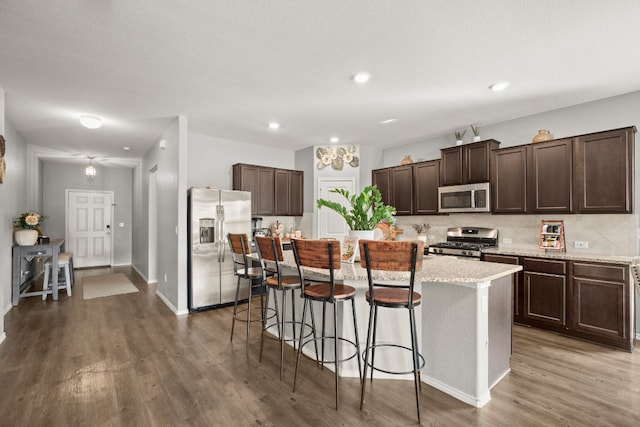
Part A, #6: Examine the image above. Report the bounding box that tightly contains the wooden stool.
[291,239,362,410]
[358,240,425,423]
[227,233,268,354]
[42,253,73,300]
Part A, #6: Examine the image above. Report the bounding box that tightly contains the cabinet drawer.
[523,258,566,275]
[483,254,519,265]
[572,262,626,283]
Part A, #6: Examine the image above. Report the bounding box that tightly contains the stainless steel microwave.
[438,182,491,213]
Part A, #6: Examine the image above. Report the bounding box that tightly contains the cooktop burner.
[427,227,498,258]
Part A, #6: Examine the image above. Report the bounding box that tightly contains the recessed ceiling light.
[380,118,397,124]
[79,114,102,129]
[123,146,130,151]
[352,72,371,84]
[489,81,510,91]
[268,122,280,130]
[329,137,340,143]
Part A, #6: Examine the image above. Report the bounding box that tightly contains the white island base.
[263,254,519,408]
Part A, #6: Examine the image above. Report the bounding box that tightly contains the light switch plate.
[502,238,512,244]
[575,241,589,248]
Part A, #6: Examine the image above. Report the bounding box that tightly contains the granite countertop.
[482,247,636,265]
[267,252,522,286]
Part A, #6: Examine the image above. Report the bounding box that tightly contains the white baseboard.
[3,303,12,316]
[155,289,188,316]
[130,264,149,283]
[0,332,6,346]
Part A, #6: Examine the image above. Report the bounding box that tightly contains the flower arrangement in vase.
[412,223,431,243]
[13,211,47,246]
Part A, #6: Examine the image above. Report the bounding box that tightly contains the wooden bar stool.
[227,233,267,354]
[291,238,362,410]
[42,252,73,300]
[255,236,313,380]
[358,239,425,423]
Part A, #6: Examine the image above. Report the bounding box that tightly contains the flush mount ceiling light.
[85,156,96,178]
[268,122,280,130]
[380,118,397,124]
[329,136,340,143]
[123,146,130,151]
[352,72,371,84]
[489,81,510,92]
[79,114,102,129]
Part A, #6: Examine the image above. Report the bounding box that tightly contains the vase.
[348,230,375,261]
[14,229,39,246]
[401,155,413,165]
[532,129,552,143]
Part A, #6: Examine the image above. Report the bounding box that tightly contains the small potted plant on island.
[412,223,431,244]
[317,185,396,261]
[455,129,466,145]
[13,210,47,246]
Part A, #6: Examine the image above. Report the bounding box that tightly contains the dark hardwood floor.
[1,266,639,426]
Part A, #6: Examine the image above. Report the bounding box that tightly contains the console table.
[12,239,64,305]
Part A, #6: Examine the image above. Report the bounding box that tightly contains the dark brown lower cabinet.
[522,258,567,330]
[483,254,632,351]
[568,261,631,351]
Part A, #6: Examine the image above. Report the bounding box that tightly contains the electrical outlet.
[502,238,512,244]
[575,241,589,249]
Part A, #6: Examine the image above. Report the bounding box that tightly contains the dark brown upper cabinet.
[372,159,441,216]
[440,139,500,186]
[233,163,303,216]
[528,138,573,213]
[413,160,440,215]
[390,165,414,215]
[573,127,635,213]
[372,168,392,206]
[491,145,528,214]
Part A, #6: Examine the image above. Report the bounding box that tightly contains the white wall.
[187,133,295,189]
[41,161,133,266]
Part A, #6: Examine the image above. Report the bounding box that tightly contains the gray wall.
[41,161,133,266]
[1,89,31,339]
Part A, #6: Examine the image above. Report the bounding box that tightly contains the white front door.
[317,178,356,240]
[66,190,113,268]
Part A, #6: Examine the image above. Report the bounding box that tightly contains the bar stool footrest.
[301,336,360,365]
[363,343,425,376]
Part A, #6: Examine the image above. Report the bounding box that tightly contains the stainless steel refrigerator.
[187,188,252,311]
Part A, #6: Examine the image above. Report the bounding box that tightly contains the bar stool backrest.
[291,239,341,300]
[227,233,251,275]
[359,240,424,308]
[254,235,283,279]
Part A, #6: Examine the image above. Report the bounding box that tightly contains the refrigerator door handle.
[219,205,225,263]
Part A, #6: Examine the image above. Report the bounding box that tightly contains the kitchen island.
[262,252,522,408]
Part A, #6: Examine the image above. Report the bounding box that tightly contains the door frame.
[65,189,115,267]
[316,177,356,240]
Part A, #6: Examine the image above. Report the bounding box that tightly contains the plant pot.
[473,136,481,142]
[416,234,427,243]
[456,140,463,146]
[14,229,38,246]
[348,230,375,261]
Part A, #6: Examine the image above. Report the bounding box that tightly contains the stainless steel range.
[428,226,498,258]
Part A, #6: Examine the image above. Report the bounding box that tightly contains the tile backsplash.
[395,213,639,257]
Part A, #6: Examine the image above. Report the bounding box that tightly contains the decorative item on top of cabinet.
[539,219,565,252]
[470,124,481,142]
[454,129,466,146]
[401,155,413,165]
[532,129,553,143]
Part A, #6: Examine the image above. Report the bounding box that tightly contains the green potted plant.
[317,185,396,259]
[470,124,481,142]
[454,129,466,145]
[13,210,47,246]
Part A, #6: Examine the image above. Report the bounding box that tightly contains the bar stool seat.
[42,254,72,300]
[359,239,425,423]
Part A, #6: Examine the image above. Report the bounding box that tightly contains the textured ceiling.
[1,1,640,166]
